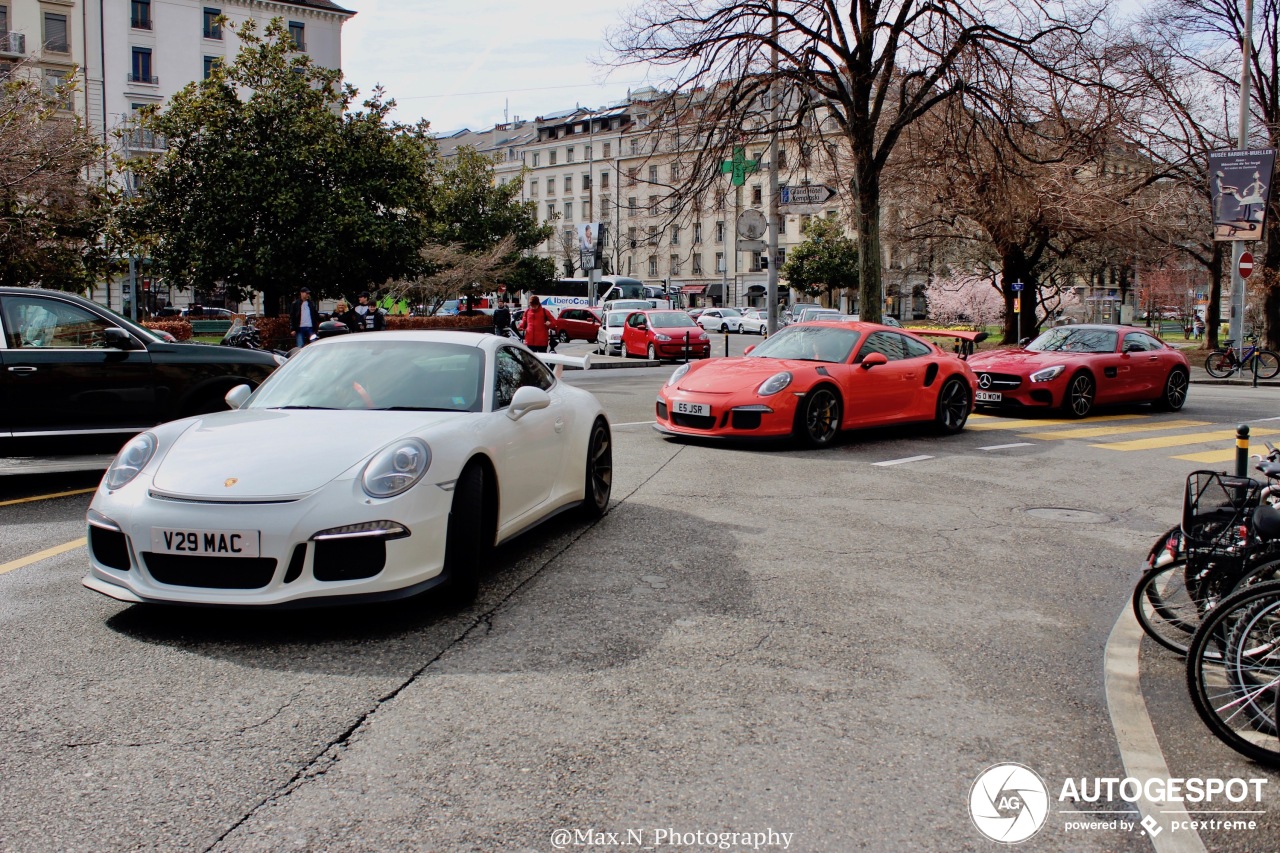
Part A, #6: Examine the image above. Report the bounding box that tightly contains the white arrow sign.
[781,185,834,206]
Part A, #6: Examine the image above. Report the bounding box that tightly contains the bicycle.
[1204,336,1280,379]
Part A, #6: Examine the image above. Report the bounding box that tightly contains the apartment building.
[0,0,86,115]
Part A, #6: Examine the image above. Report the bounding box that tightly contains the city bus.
[525,277,671,311]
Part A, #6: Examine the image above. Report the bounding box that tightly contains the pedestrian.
[351,291,386,332]
[289,286,317,348]
[493,301,512,337]
[522,296,554,352]
[1195,319,1205,340]
[332,298,355,331]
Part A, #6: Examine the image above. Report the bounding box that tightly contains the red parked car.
[622,310,710,361]
[550,307,602,343]
[965,324,1190,418]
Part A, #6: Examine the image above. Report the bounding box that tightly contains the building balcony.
[0,31,26,57]
[121,128,166,152]
[127,73,159,85]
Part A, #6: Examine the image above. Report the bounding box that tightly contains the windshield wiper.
[376,406,458,412]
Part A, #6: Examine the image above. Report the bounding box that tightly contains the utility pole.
[1228,0,1254,350]
[765,0,780,334]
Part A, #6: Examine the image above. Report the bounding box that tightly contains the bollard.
[1236,424,1251,478]
[724,330,729,357]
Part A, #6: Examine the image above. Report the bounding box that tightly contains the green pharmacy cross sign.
[720,147,760,186]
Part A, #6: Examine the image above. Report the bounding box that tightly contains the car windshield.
[746,326,861,363]
[100,305,162,342]
[647,311,696,327]
[719,308,742,317]
[1027,327,1118,354]
[605,311,630,326]
[249,340,484,412]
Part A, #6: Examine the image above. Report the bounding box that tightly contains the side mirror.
[103,327,135,349]
[743,345,755,355]
[508,385,551,420]
[1018,337,1032,348]
[224,384,252,409]
[860,352,889,370]
[1124,343,1144,354]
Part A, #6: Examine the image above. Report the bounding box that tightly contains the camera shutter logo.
[969,763,1050,844]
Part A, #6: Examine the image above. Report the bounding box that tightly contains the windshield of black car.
[646,311,696,327]
[249,341,484,412]
[746,326,861,363]
[1027,328,1118,354]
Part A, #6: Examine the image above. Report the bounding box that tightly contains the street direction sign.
[1240,252,1254,278]
[1011,280,1024,292]
[781,185,834,206]
[737,209,767,240]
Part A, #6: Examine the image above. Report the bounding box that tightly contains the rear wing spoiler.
[538,351,592,377]
[910,329,989,358]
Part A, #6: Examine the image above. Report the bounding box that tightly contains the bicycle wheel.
[1186,580,1280,766]
[1254,350,1280,380]
[1204,351,1236,378]
[1134,561,1201,655]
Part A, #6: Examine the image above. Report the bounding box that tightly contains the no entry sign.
[1240,252,1254,278]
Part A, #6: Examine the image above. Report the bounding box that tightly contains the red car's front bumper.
[972,371,1064,409]
[654,388,796,439]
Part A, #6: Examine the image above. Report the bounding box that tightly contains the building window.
[670,226,680,246]
[648,256,658,276]
[203,7,222,39]
[649,165,658,184]
[779,217,786,235]
[715,221,724,243]
[567,146,575,163]
[716,252,725,273]
[630,138,640,155]
[628,227,637,248]
[670,163,681,182]
[715,192,726,211]
[603,142,612,158]
[777,248,786,267]
[43,12,68,53]
[668,197,677,214]
[131,0,152,30]
[532,152,540,167]
[647,226,657,245]
[584,201,592,220]
[202,56,220,79]
[0,6,7,36]
[584,145,592,160]
[600,196,610,214]
[582,172,591,190]
[777,147,787,169]
[752,185,763,206]
[530,179,538,198]
[564,175,572,193]
[288,21,305,50]
[670,255,680,276]
[549,150,557,166]
[547,202,556,220]
[692,254,703,274]
[627,167,638,186]
[130,47,155,84]
[693,222,703,244]
[648,196,658,216]
[601,171,610,189]
[628,197,637,217]
[44,69,72,109]
[564,201,573,220]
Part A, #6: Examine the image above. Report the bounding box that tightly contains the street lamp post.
[1228,0,1255,351]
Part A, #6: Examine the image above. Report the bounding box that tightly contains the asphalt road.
[1,358,1278,852]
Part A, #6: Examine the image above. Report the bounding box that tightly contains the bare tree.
[608,0,1100,323]
[387,236,516,315]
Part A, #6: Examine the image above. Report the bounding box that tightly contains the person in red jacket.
[521,296,554,352]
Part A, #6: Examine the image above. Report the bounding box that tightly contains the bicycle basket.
[1182,471,1262,548]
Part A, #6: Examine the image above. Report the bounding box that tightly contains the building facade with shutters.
[0,0,85,116]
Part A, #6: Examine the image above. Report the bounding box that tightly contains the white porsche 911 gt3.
[82,331,612,607]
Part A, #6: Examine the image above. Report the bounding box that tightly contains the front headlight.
[1030,365,1065,383]
[696,332,707,340]
[103,432,157,490]
[757,371,792,396]
[655,333,672,341]
[361,438,431,498]
[666,362,692,387]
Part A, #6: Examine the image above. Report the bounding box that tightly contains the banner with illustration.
[1209,148,1276,241]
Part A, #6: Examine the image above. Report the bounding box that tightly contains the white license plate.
[975,391,1002,402]
[151,527,260,557]
[674,401,710,417]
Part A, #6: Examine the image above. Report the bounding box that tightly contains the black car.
[0,287,282,447]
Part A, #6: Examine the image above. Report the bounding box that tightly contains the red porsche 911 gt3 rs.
[965,324,1190,418]
[654,321,979,447]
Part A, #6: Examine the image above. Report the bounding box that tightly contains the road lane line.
[966,414,1146,431]
[0,537,86,576]
[871,455,933,466]
[1174,444,1276,464]
[1023,419,1209,441]
[1104,605,1208,853]
[978,442,1035,451]
[0,487,97,508]
[1092,427,1280,452]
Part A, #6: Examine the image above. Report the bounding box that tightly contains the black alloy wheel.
[795,387,841,448]
[1153,368,1189,412]
[580,418,612,519]
[1065,372,1095,418]
[934,378,972,434]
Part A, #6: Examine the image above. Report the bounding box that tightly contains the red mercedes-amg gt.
[654,321,978,447]
[965,324,1190,418]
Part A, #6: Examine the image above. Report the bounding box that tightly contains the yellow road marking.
[965,414,1147,431]
[1023,420,1210,441]
[1092,427,1280,452]
[0,487,97,508]
[1174,445,1275,464]
[0,537,86,576]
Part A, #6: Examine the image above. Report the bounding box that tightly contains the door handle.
[555,418,565,433]
[7,366,37,374]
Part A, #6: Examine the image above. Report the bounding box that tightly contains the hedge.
[142,320,193,341]
[254,313,493,350]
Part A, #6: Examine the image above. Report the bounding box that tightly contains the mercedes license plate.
[975,391,1002,403]
[151,527,261,557]
[674,401,710,417]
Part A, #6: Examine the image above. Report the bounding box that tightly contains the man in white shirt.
[289,286,316,347]
[352,291,384,332]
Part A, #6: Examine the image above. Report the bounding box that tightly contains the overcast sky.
[340,0,649,134]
